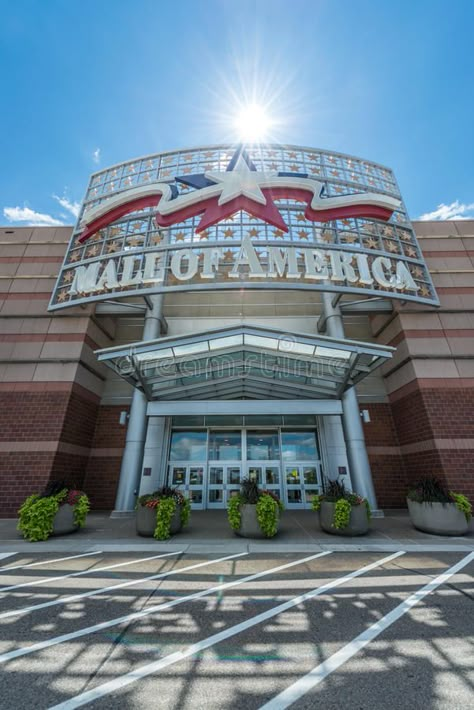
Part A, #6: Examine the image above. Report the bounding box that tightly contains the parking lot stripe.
[47,551,404,710]
[0,551,182,593]
[0,551,103,573]
[0,550,332,665]
[0,552,247,620]
[0,554,15,563]
[259,550,474,710]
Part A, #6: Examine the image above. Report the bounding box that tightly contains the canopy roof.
[95,324,393,401]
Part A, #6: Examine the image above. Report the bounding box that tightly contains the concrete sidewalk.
[1,509,473,554]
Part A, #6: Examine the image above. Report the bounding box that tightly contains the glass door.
[207,464,242,508]
[169,463,205,509]
[281,431,323,508]
[245,463,282,500]
[207,430,243,508]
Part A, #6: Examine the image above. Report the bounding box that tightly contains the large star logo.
[174,146,305,232]
[79,145,401,243]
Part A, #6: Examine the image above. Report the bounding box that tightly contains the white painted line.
[0,551,103,573]
[0,551,181,593]
[259,550,474,710]
[0,551,332,665]
[0,552,247,620]
[0,554,15,563]
[47,551,404,710]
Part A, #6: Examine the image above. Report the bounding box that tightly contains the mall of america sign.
[49,144,439,310]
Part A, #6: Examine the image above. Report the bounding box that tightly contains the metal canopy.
[95,324,394,402]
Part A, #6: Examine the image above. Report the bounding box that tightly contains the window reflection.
[169,431,207,461]
[209,431,242,460]
[246,431,280,460]
[281,432,319,461]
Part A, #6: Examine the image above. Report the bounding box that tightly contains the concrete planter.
[51,504,79,536]
[319,500,369,536]
[235,503,280,539]
[407,499,469,536]
[136,503,183,537]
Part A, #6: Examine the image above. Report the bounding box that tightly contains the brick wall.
[83,405,129,510]
[0,386,100,516]
[391,386,474,500]
[362,403,407,508]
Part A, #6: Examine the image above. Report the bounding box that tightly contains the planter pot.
[51,504,79,536]
[319,500,369,536]
[407,499,469,536]
[136,503,183,537]
[235,503,280,539]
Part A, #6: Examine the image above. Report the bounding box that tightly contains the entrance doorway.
[167,427,323,510]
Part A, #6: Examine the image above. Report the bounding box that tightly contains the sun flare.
[234,103,273,142]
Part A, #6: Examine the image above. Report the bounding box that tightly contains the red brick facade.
[83,405,129,510]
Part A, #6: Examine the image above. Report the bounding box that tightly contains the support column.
[111,294,164,517]
[321,292,379,512]
[139,416,168,496]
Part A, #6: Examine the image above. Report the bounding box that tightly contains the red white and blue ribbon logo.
[79,146,400,243]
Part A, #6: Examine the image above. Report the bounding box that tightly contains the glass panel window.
[169,431,207,461]
[286,466,301,484]
[288,489,302,503]
[171,466,186,486]
[281,432,319,461]
[227,467,241,485]
[209,467,224,485]
[209,490,224,503]
[209,431,242,460]
[247,431,280,460]
[189,467,204,485]
[190,490,203,504]
[247,466,262,484]
[265,467,280,485]
[303,467,318,484]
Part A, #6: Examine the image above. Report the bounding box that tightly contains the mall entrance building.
[95,323,393,512]
[0,143,472,518]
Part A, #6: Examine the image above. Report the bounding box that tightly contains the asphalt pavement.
[0,548,472,709]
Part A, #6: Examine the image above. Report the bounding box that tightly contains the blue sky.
[1,0,473,226]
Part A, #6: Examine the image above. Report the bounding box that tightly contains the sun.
[234,104,273,142]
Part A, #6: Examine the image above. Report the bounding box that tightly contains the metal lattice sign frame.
[48,143,439,311]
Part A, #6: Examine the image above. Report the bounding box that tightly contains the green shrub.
[17,486,90,542]
[311,478,370,530]
[227,479,283,538]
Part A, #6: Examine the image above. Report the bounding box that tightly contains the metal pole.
[320,292,379,511]
[111,294,164,517]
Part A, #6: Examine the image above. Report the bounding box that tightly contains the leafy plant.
[72,493,90,528]
[311,477,370,529]
[407,477,472,521]
[17,484,90,542]
[227,480,283,538]
[137,486,191,540]
[333,498,352,529]
[227,495,242,530]
[449,492,472,522]
[407,477,452,504]
[154,498,176,540]
[240,478,260,504]
[256,493,281,538]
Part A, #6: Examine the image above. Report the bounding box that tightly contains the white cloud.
[52,193,80,218]
[418,200,474,221]
[92,147,101,164]
[3,206,64,227]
